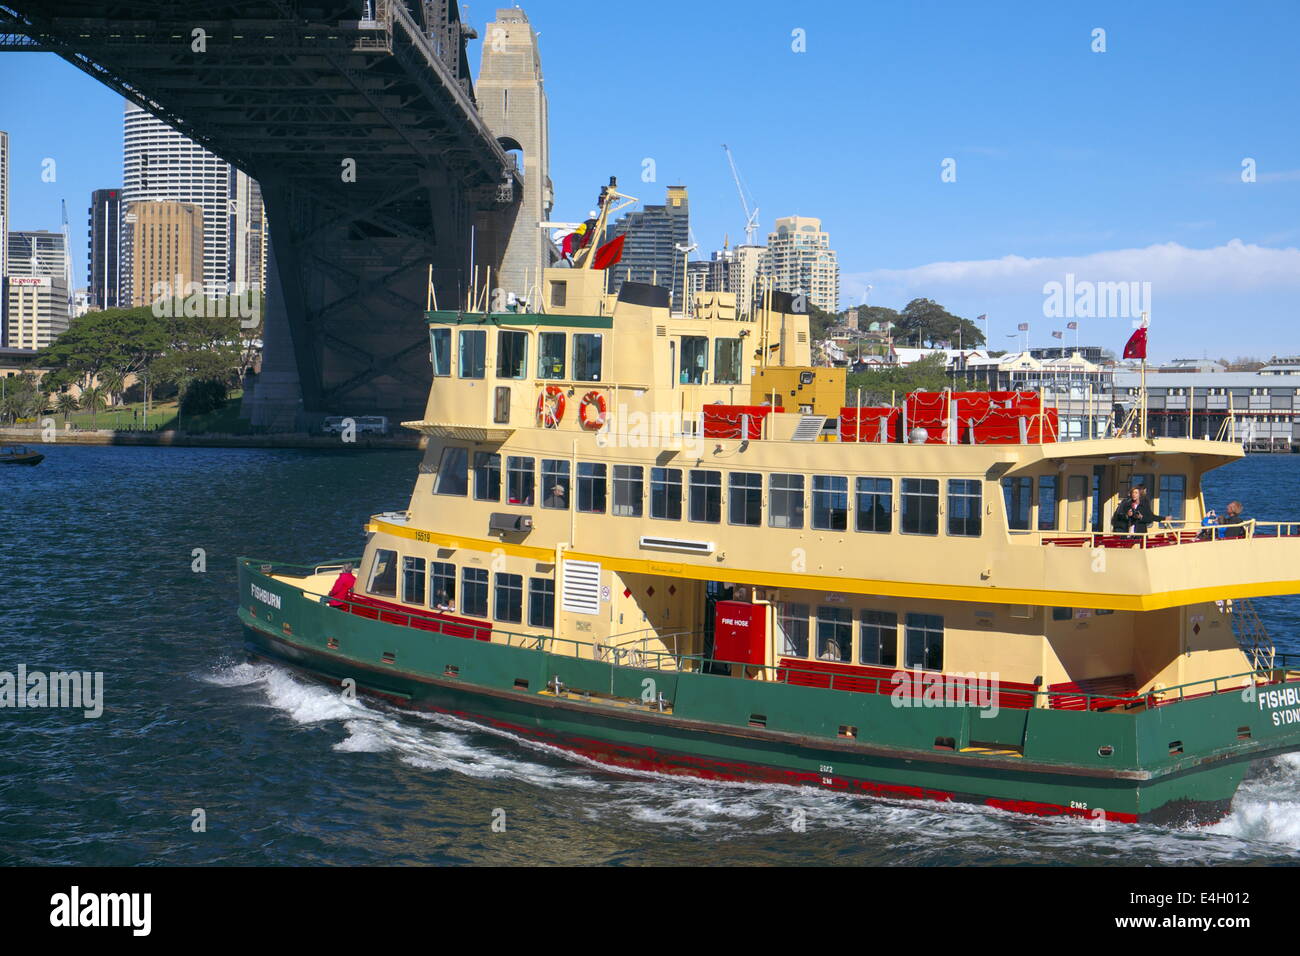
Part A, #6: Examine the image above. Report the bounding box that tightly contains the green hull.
[239,560,1300,825]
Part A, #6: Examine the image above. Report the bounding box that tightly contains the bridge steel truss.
[0,1,522,423]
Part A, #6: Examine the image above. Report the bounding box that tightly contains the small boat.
[0,445,45,465]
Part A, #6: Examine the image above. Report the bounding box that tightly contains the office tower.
[87,188,123,310]
[5,230,71,349]
[761,216,839,313]
[0,130,8,333]
[127,201,204,307]
[603,185,690,311]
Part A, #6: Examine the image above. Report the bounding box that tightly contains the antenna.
[61,199,73,310]
[722,144,759,246]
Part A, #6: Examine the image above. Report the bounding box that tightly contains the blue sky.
[2,0,1297,360]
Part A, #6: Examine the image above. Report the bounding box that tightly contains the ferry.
[238,179,1300,826]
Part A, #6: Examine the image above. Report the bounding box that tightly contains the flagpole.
[1140,310,1148,439]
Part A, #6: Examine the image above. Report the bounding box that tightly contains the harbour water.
[3,445,1300,865]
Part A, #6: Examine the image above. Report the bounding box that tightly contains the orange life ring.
[537,385,566,427]
[578,390,608,430]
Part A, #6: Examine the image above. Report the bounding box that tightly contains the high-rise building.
[127,201,204,307]
[121,101,264,305]
[5,230,71,349]
[603,185,690,311]
[87,188,123,310]
[0,130,9,332]
[761,216,839,314]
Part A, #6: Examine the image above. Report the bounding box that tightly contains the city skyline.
[0,0,1297,360]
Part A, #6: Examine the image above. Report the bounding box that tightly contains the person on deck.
[1111,486,1166,535]
[543,483,567,509]
[327,563,356,608]
[1219,500,1249,539]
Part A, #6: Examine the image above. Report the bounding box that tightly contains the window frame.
[900,477,940,536]
[461,567,489,618]
[457,328,486,379]
[855,477,893,534]
[650,467,683,520]
[728,472,763,526]
[433,446,469,497]
[688,469,722,523]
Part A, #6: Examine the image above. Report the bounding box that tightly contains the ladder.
[1231,597,1275,672]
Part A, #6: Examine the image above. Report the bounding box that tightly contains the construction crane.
[721,144,760,246]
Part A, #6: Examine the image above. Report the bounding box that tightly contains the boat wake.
[203,660,1300,863]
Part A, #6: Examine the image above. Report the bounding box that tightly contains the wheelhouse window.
[433,446,469,496]
[1158,474,1186,521]
[573,333,603,381]
[1001,477,1032,531]
[769,474,805,529]
[714,338,742,385]
[905,613,944,671]
[577,462,607,513]
[613,465,644,517]
[947,479,982,537]
[651,467,683,520]
[537,331,566,379]
[458,329,486,378]
[1037,475,1058,531]
[473,452,501,501]
[506,456,535,505]
[430,327,452,377]
[816,606,851,662]
[900,478,939,535]
[430,562,456,611]
[367,549,398,597]
[402,556,426,605]
[859,610,898,667]
[680,336,708,384]
[855,477,892,533]
[778,603,810,658]
[729,472,762,526]
[496,330,529,379]
[461,567,489,617]
[494,572,523,623]
[541,459,570,510]
[528,578,555,629]
[688,470,722,523]
[812,475,849,531]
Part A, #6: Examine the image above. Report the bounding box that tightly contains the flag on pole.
[592,235,626,270]
[1017,322,1029,331]
[1123,323,1148,360]
[977,314,987,320]
[1066,321,1078,330]
[1052,330,1063,339]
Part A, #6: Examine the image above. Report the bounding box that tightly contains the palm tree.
[55,392,79,423]
[80,385,106,429]
[100,371,125,409]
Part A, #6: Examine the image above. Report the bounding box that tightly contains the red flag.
[1123,325,1147,360]
[592,235,625,270]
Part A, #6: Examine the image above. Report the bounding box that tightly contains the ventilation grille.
[561,559,601,615]
[639,535,714,554]
[790,415,827,441]
[656,326,667,336]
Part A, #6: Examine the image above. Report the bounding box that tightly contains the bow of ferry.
[238,182,1300,826]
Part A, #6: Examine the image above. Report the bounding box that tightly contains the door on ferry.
[1065,474,1090,532]
[702,582,735,675]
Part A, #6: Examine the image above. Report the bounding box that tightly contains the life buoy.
[537,385,566,427]
[578,390,608,430]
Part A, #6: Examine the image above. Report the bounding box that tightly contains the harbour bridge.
[0,1,524,427]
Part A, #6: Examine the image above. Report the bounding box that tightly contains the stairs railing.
[1231,597,1275,671]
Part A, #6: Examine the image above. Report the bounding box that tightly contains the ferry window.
[541,459,570,510]
[458,329,486,378]
[778,603,810,657]
[549,280,567,308]
[1158,475,1186,521]
[680,336,708,384]
[714,338,742,385]
[461,567,489,618]
[769,474,805,529]
[947,479,982,537]
[402,556,426,605]
[901,478,939,535]
[729,472,763,526]
[860,610,898,667]
[528,578,555,629]
[688,470,722,523]
[904,613,944,672]
[367,549,398,598]
[537,331,566,379]
[1001,477,1032,531]
[430,562,456,611]
[1052,607,1072,621]
[812,475,849,531]
[433,446,469,496]
[494,572,523,623]
[578,462,607,513]
[430,327,452,377]
[856,477,892,533]
[1037,475,1058,531]
[613,465,644,517]
[816,606,852,662]
[496,330,529,379]
[651,467,683,520]
[573,334,603,381]
[506,456,535,505]
[473,452,501,502]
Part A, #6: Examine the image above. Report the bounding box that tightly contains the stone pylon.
[475,8,553,302]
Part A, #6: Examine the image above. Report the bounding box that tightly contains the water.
[3,445,1300,865]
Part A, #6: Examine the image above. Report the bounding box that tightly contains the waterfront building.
[760,216,839,313]
[127,201,204,307]
[4,230,70,350]
[603,185,690,311]
[87,188,123,310]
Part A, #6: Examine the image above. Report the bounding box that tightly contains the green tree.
[845,354,963,405]
[1,374,47,424]
[79,385,106,429]
[55,392,79,423]
[895,298,985,349]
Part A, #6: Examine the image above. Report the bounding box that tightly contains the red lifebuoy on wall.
[578,390,608,430]
[537,385,566,427]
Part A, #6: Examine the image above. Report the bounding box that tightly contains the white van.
[322,415,389,437]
